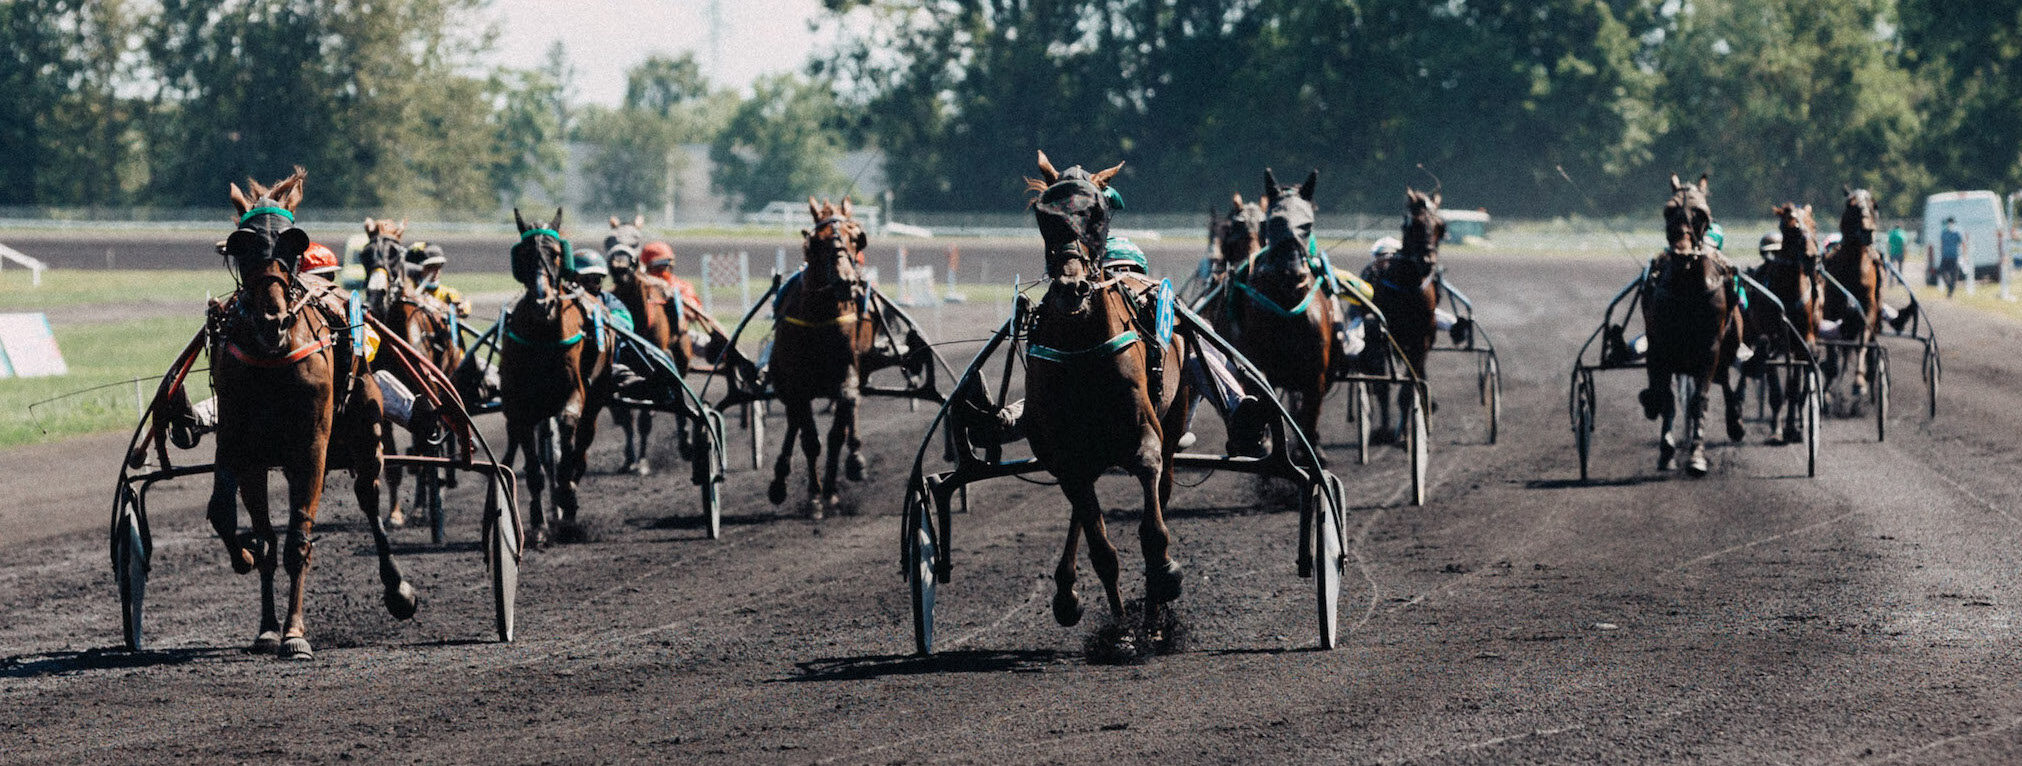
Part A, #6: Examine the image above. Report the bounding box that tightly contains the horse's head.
[361,217,409,316]
[1664,173,1713,257]
[1219,193,1265,263]
[1773,203,1818,264]
[1840,185,1878,249]
[1255,168,1319,288]
[512,207,570,310]
[604,214,645,281]
[801,197,866,296]
[1400,186,1445,268]
[1026,150,1123,317]
[222,167,310,354]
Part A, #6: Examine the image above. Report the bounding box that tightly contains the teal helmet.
[1706,222,1725,250]
[1102,236,1148,272]
[573,249,608,277]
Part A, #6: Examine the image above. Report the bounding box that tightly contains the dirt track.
[4,239,2022,764]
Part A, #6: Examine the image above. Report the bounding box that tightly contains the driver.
[406,241,472,322]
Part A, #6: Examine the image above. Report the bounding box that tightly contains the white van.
[1922,190,2012,282]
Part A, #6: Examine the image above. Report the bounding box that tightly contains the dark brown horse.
[1360,188,1444,444]
[1640,174,1747,476]
[359,217,463,526]
[1223,169,1334,459]
[1824,186,1883,414]
[1750,203,1823,443]
[500,208,616,545]
[207,168,415,659]
[604,215,684,475]
[1215,193,1264,270]
[1024,151,1193,644]
[765,198,875,515]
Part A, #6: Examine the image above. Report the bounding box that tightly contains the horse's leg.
[380,421,406,527]
[1721,358,1746,443]
[796,399,824,517]
[633,409,654,477]
[1685,370,1714,477]
[842,376,866,483]
[207,466,254,574]
[1052,511,1085,627]
[614,406,638,473]
[1064,478,1126,624]
[508,417,548,546]
[1370,381,1395,444]
[351,428,416,620]
[276,451,328,660]
[234,467,282,652]
[822,393,854,508]
[1653,371,1678,471]
[768,397,807,505]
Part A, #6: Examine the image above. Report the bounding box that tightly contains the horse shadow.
[777,649,1063,682]
[1525,475,1675,490]
[0,646,235,679]
[631,512,779,533]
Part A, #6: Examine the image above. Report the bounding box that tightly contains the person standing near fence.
[1935,216,1967,297]
[1886,223,1908,271]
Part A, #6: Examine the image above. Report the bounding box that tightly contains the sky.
[484,0,828,104]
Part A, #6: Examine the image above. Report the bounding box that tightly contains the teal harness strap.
[1231,276,1317,318]
[504,326,585,348]
[239,206,295,225]
[1028,329,1140,364]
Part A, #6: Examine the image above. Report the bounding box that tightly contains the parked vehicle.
[1920,190,2012,283]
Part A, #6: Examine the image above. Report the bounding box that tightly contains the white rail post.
[775,246,786,276]
[738,250,751,310]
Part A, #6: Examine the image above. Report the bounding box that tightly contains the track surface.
[4,238,2021,763]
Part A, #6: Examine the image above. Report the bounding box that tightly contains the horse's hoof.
[1052,591,1084,627]
[618,459,636,474]
[387,507,407,528]
[767,480,788,505]
[1638,389,1662,420]
[529,526,551,550]
[844,455,865,483]
[384,581,419,620]
[1657,443,1677,472]
[278,636,313,661]
[1147,560,1184,604]
[249,631,282,654]
[1686,449,1709,477]
[633,458,652,477]
[809,499,827,521]
[1727,420,1747,443]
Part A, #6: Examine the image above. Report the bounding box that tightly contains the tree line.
[3,0,2017,219]
[821,0,2022,217]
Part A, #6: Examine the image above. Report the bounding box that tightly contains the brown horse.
[1640,174,1747,476]
[500,208,616,545]
[1360,188,1444,444]
[1749,203,1823,443]
[603,215,684,475]
[1823,186,1883,415]
[766,198,874,515]
[1223,169,1334,459]
[207,167,415,659]
[1215,193,1264,271]
[359,218,463,526]
[1023,151,1193,644]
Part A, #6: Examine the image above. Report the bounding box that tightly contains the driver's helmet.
[299,242,340,277]
[1823,232,1843,252]
[574,250,609,278]
[641,242,675,271]
[1758,231,1783,256]
[1370,236,1403,258]
[407,241,446,269]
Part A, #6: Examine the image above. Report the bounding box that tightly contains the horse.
[206,167,416,659]
[603,215,688,475]
[1823,186,1883,415]
[1748,203,1823,443]
[1215,193,1264,272]
[1360,188,1445,444]
[1023,150,1193,645]
[1222,169,1334,460]
[1639,173,1747,476]
[499,208,616,546]
[765,198,875,516]
[359,218,463,526]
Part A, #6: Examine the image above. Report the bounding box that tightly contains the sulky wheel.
[1311,475,1344,649]
[1352,382,1372,466]
[487,477,520,642]
[746,402,765,471]
[425,465,446,546]
[1923,346,1940,418]
[697,414,723,540]
[1575,372,1595,481]
[905,477,938,655]
[1873,348,1890,442]
[113,490,149,651]
[1485,355,1503,446]
[1408,387,1429,506]
[1804,368,1822,478]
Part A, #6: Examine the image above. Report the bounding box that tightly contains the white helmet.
[1370,236,1402,257]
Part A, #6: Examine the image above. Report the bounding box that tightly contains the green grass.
[0,268,531,310]
[0,316,213,447]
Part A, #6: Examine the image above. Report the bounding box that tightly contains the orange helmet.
[641,241,675,270]
[299,242,340,276]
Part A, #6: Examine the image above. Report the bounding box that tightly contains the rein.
[225,337,334,368]
[1028,329,1140,364]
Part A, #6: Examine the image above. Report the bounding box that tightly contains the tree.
[488,67,568,205]
[710,73,851,212]
[1899,0,2022,200]
[577,52,731,217]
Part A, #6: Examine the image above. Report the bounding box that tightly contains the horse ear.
[514,208,528,233]
[1231,193,1243,208]
[550,207,564,231]
[808,197,822,222]
[364,217,378,236]
[1696,174,1709,194]
[1802,204,1812,216]
[633,214,644,227]
[1429,191,1440,208]
[1299,169,1317,201]
[1036,150,1059,183]
[840,196,854,218]
[228,183,251,214]
[396,219,408,238]
[1843,184,1854,198]
[1669,173,1683,192]
[269,166,306,211]
[1091,161,1124,187]
[609,215,621,228]
[1263,168,1279,200]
